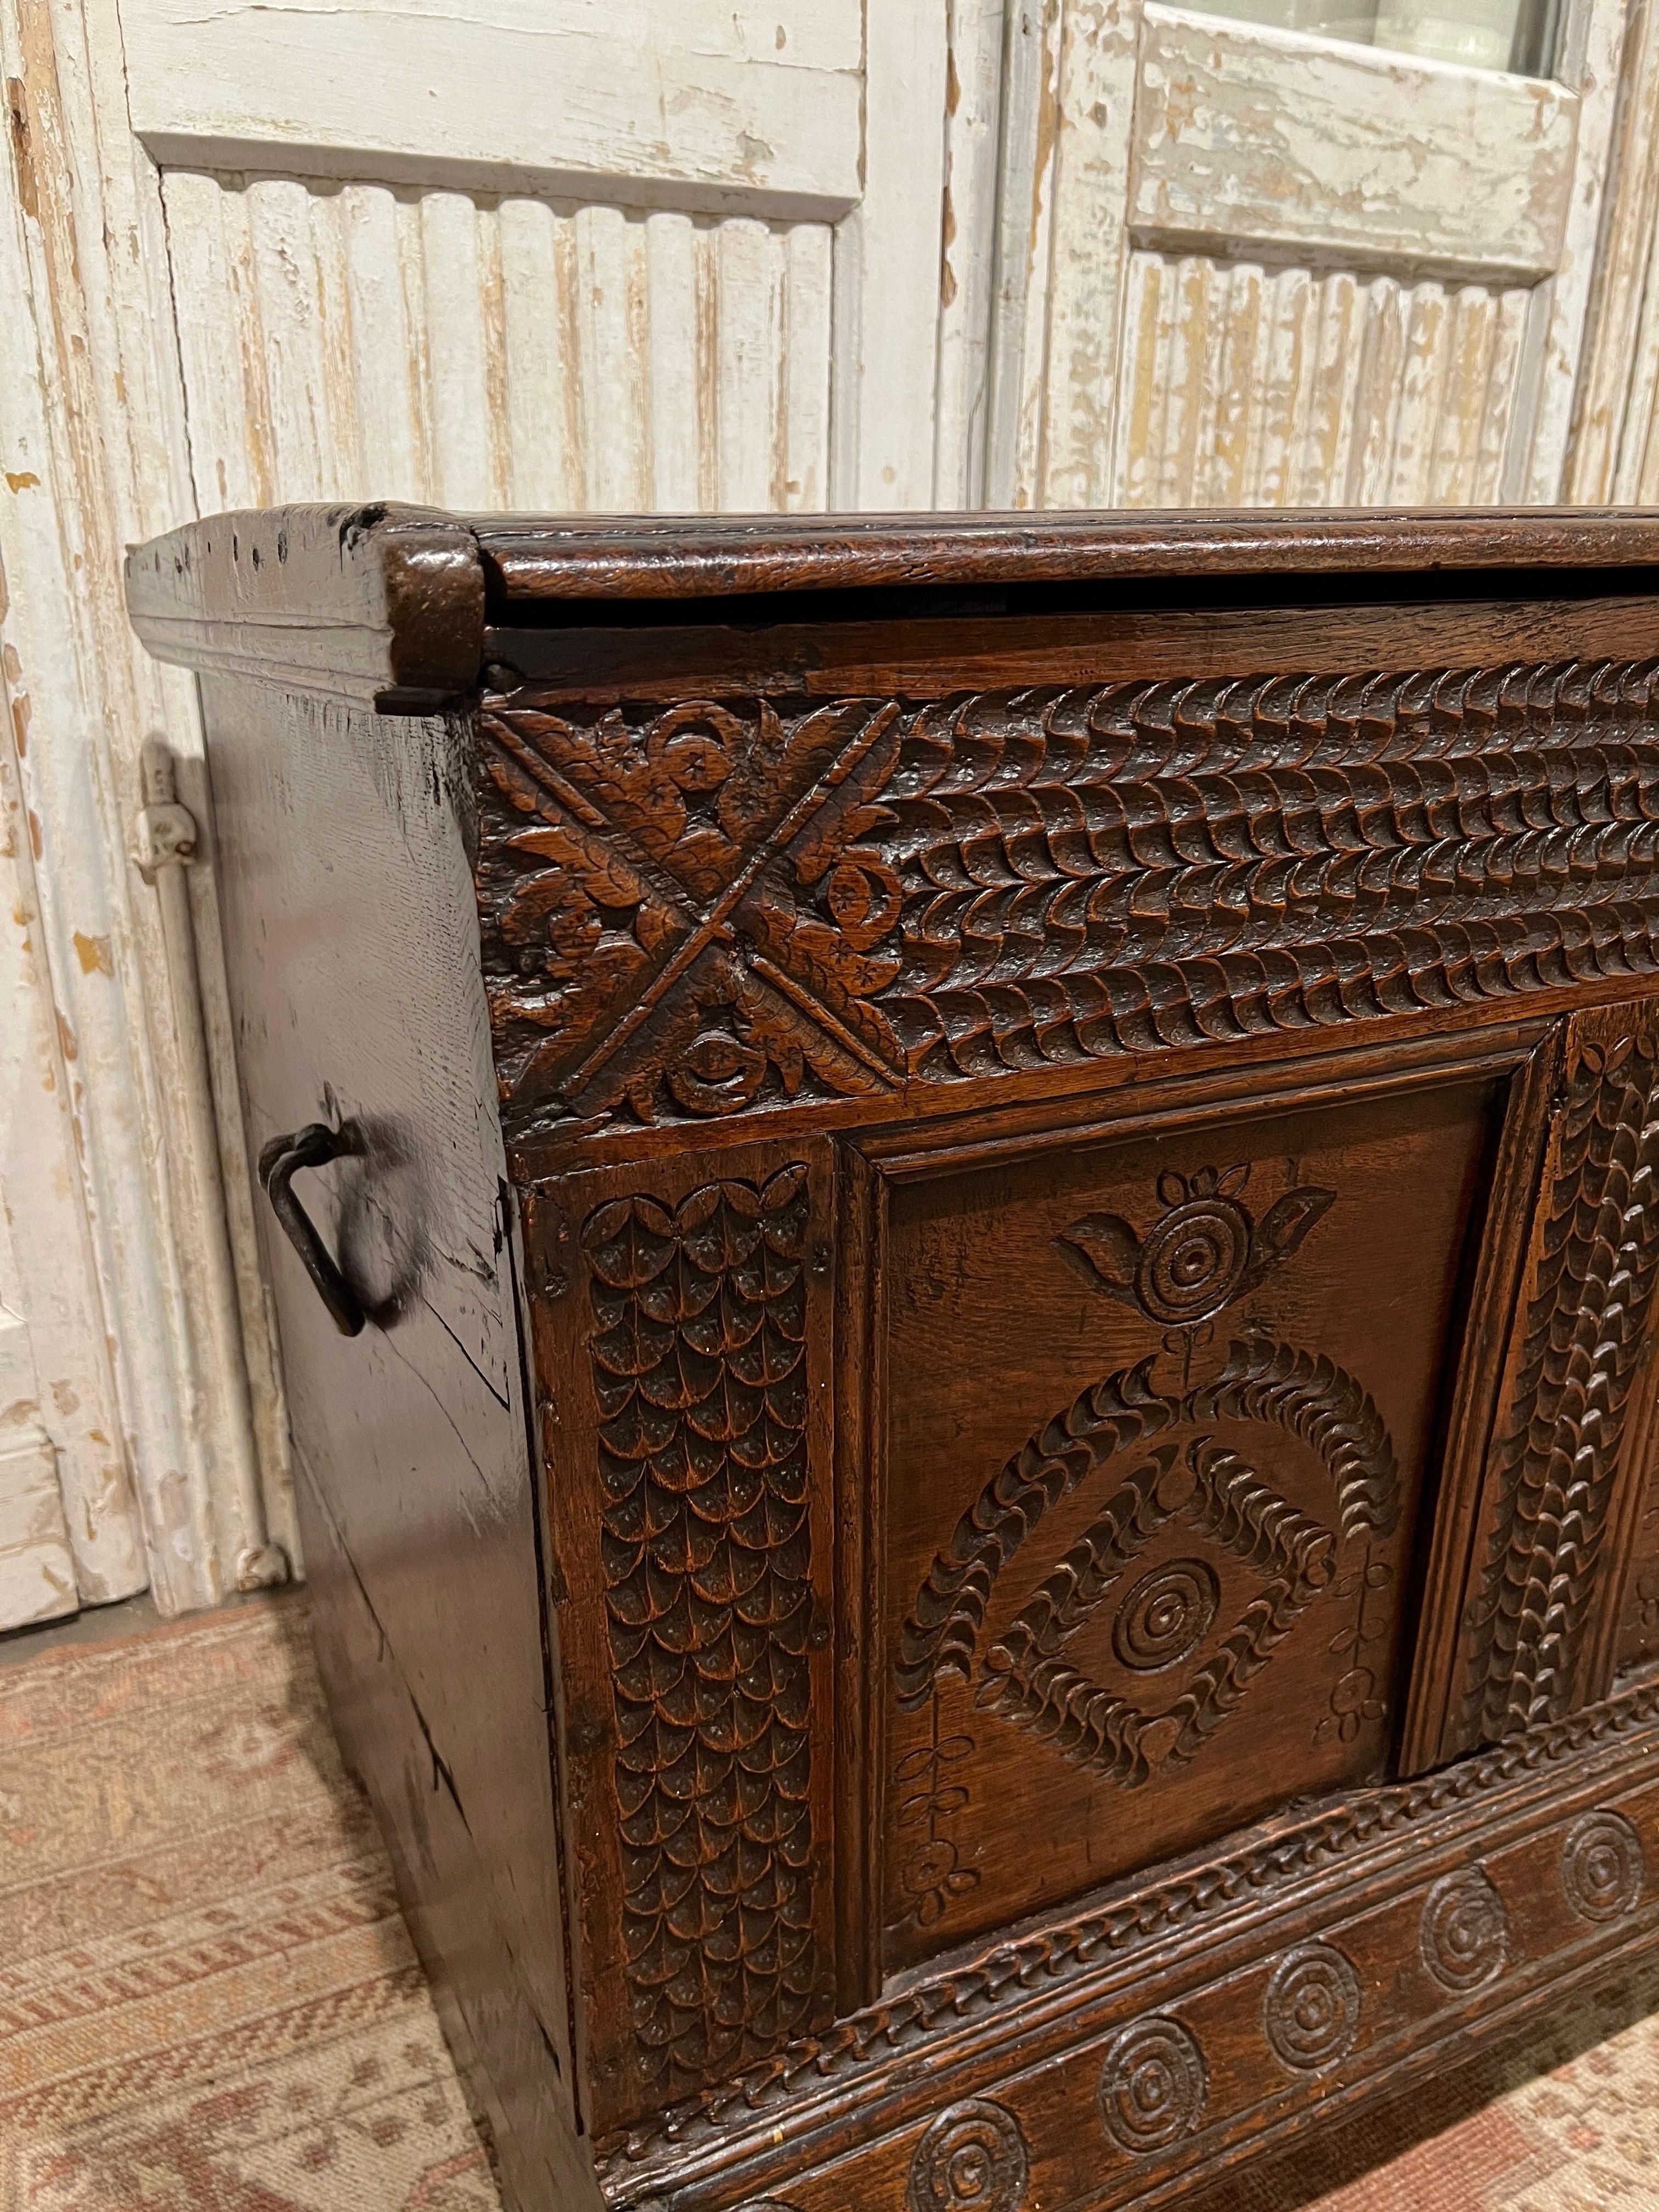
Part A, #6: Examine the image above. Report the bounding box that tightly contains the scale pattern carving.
[583,1168,816,2089]
[480,664,1659,1133]
[1462,1025,1659,1742]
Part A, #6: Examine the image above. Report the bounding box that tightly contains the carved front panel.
[493,644,1659,2192]
[877,1081,1499,1972]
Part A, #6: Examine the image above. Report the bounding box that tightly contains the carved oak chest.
[128,505,1659,2212]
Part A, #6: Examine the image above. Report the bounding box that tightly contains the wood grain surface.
[128,506,1659,2212]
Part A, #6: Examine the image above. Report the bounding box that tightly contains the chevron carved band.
[477,664,1659,1136]
[1454,1006,1659,1751]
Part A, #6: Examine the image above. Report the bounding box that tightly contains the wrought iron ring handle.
[257,1124,366,1337]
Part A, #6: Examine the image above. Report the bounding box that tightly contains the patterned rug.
[2,1596,1658,2212]
[0,1598,494,2211]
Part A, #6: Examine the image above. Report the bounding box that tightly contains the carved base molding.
[596,1672,1659,2209]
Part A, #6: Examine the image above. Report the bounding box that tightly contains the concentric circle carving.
[1097,2016,1209,2153]
[1136,1197,1251,1323]
[1262,1943,1362,2072]
[1419,1867,1509,1993]
[1561,1810,1644,1922]
[907,2097,1030,2212]
[1112,1559,1220,1672]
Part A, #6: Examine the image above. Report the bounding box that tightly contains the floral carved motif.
[1060,1166,1333,1337]
[480,664,1659,1137]
[480,695,906,1132]
[890,1171,1398,1929]
[583,1169,816,2089]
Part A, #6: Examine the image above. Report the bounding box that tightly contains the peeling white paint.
[976,0,1626,510]
[162,175,836,514]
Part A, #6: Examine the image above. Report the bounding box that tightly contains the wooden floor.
[2,1589,1656,2212]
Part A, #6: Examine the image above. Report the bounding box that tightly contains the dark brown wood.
[473,656,1659,1167]
[482,593,1659,700]
[125,502,484,709]
[469,505,1659,602]
[183,665,591,2207]
[125,503,1659,2212]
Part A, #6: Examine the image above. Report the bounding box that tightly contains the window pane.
[1190,0,1560,77]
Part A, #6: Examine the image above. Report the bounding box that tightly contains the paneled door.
[0,0,956,1616]
[970,0,1627,507]
[115,0,951,517]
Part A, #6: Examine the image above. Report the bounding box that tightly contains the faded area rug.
[0,1598,494,2211]
[4,1597,1659,2212]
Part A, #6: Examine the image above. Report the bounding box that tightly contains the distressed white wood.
[1029,0,1141,506]
[2,0,296,1613]
[832,0,951,508]
[1523,0,1628,497]
[1133,7,1578,281]
[125,0,865,216]
[1,613,145,1613]
[163,173,838,522]
[986,0,1065,506]
[0,1288,78,1622]
[1564,0,1659,499]
[1614,210,1659,501]
[991,0,1629,510]
[0,1428,80,1629]
[1110,247,1532,504]
[780,224,832,510]
[935,0,1011,505]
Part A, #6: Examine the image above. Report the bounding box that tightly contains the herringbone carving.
[1461,1023,1659,1741]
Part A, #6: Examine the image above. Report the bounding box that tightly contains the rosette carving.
[1263,1944,1362,2071]
[1097,2017,1208,2152]
[1060,1165,1333,1337]
[1561,1810,1644,1922]
[1419,1867,1510,1993]
[906,2098,1031,2212]
[1113,1559,1220,1672]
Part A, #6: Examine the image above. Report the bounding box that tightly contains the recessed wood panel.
[878,1080,1498,1974]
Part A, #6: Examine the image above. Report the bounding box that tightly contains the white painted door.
[117,0,951,517]
[0,689,146,1627]
[957,0,1628,507]
[0,0,959,1618]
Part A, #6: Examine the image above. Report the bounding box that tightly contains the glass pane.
[1192,0,1561,76]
